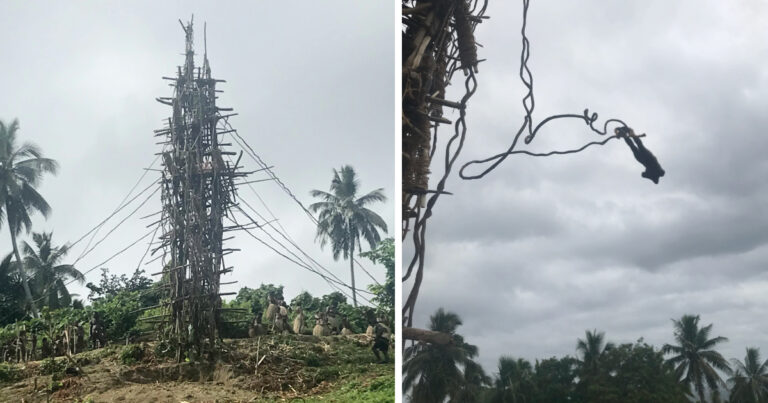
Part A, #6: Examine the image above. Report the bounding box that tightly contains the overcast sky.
[407,0,768,373]
[0,1,393,308]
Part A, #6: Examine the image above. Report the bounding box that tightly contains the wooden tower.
[154,18,244,361]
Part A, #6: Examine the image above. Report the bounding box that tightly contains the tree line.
[405,308,768,403]
[0,237,394,362]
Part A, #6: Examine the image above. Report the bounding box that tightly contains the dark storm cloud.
[408,0,768,372]
[0,1,393,305]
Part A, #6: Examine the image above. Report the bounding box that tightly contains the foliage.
[532,356,578,402]
[361,238,395,324]
[46,306,89,328]
[91,290,144,341]
[0,325,15,346]
[320,291,347,308]
[86,267,154,302]
[119,344,144,365]
[291,291,321,313]
[231,283,283,320]
[310,165,388,306]
[453,360,491,403]
[0,252,26,326]
[576,340,689,403]
[489,356,536,403]
[576,329,615,379]
[0,362,21,383]
[82,268,159,342]
[727,347,768,403]
[336,302,370,333]
[24,231,84,310]
[303,373,394,403]
[39,357,67,375]
[72,298,84,310]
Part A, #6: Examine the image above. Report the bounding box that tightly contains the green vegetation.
[304,372,394,402]
[362,238,395,325]
[119,344,144,365]
[405,309,762,403]
[24,232,84,310]
[0,362,21,382]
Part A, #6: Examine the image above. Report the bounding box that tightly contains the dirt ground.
[0,335,394,402]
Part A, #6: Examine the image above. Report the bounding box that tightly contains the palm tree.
[491,356,536,403]
[24,232,84,310]
[576,329,614,377]
[662,314,731,402]
[404,308,480,403]
[453,360,491,403]
[310,165,387,307]
[0,119,58,318]
[727,347,768,403]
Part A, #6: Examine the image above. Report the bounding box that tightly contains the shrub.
[0,362,21,383]
[120,344,144,365]
[40,358,67,375]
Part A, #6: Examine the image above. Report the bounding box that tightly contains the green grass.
[255,335,394,402]
[303,371,394,402]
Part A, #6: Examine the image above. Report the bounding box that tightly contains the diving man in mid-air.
[616,127,665,184]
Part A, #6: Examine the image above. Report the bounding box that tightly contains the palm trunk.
[350,242,357,307]
[9,225,38,318]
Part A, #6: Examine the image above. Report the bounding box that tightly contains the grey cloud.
[0,1,393,305]
[408,0,768,374]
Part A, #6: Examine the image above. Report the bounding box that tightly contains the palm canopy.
[492,356,535,403]
[454,359,491,403]
[23,232,83,310]
[0,119,58,234]
[310,165,387,306]
[404,308,481,403]
[728,347,768,403]
[309,165,387,259]
[0,119,58,317]
[576,329,614,376]
[662,314,731,402]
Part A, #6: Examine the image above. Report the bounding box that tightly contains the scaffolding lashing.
[402,0,487,331]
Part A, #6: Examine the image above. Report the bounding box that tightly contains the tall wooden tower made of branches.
[155,18,243,362]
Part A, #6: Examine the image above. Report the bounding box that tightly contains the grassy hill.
[0,334,394,402]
